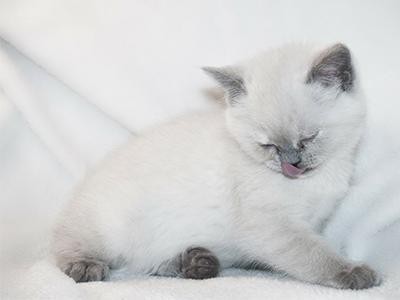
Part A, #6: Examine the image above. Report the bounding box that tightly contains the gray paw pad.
[335,264,380,290]
[181,247,220,279]
[64,260,109,283]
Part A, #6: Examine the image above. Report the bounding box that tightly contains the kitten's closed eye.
[298,132,319,149]
[260,143,279,152]
[260,131,319,152]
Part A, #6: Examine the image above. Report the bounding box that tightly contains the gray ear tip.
[202,66,219,75]
[308,42,355,91]
[331,43,352,56]
[333,42,349,49]
[201,65,246,101]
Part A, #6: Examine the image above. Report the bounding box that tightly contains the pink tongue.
[281,162,305,178]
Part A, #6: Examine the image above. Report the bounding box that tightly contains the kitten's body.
[53,43,379,289]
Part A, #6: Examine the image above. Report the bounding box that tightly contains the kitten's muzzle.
[278,145,305,178]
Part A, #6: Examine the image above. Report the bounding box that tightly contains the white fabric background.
[1,0,400,299]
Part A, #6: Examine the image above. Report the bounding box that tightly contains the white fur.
[53,43,375,288]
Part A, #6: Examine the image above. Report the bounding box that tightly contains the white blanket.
[1,1,400,299]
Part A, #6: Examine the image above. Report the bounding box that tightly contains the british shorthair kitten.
[53,43,380,289]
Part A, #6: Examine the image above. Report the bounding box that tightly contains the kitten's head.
[204,43,366,178]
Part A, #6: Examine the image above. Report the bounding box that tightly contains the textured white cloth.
[1,1,400,299]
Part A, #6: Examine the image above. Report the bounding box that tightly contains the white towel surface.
[1,1,400,299]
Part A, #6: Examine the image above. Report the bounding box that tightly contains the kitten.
[52,43,380,289]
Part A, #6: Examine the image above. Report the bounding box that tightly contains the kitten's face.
[205,43,366,178]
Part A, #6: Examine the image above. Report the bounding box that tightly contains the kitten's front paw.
[181,247,220,279]
[334,264,381,290]
[63,260,109,283]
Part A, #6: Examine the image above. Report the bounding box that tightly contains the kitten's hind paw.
[334,264,381,290]
[63,259,109,283]
[181,247,220,279]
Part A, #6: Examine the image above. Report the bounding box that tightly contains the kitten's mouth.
[281,162,307,178]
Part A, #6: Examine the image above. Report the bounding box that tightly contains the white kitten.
[52,43,380,289]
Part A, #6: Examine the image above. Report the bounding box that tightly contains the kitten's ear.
[307,43,354,92]
[202,66,246,104]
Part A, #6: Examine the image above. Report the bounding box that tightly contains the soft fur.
[52,43,380,289]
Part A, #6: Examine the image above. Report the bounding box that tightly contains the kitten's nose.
[279,145,302,166]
